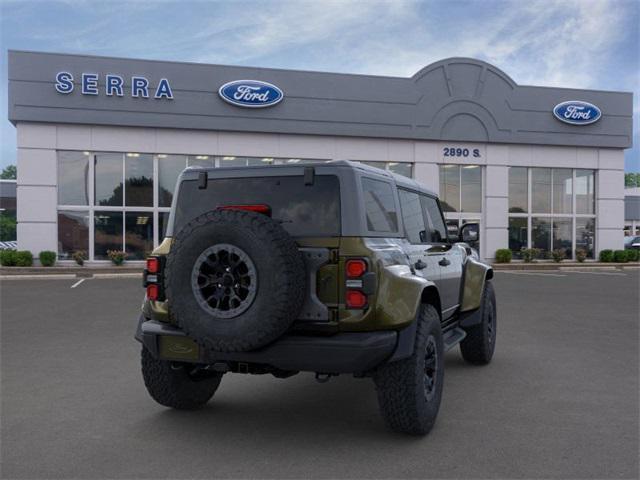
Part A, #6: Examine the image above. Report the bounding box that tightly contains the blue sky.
[1,0,638,171]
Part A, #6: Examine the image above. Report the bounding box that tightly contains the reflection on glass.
[532,217,551,256]
[158,155,187,207]
[388,162,413,178]
[552,217,572,258]
[360,161,386,170]
[159,211,171,239]
[95,153,123,206]
[57,211,89,258]
[125,212,154,260]
[362,178,398,232]
[249,157,274,166]
[219,156,247,167]
[575,169,595,214]
[509,167,528,213]
[461,165,481,212]
[58,151,90,205]
[125,153,153,207]
[461,219,481,252]
[508,217,527,258]
[531,168,551,213]
[187,155,214,168]
[576,218,595,259]
[552,169,572,214]
[94,212,123,259]
[439,165,460,212]
[399,190,426,243]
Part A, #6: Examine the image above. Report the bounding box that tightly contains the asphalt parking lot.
[1,270,638,479]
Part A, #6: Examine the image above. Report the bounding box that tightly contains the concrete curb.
[491,262,639,271]
[0,266,142,277]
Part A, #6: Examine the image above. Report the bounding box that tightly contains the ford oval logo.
[218,79,283,108]
[553,100,601,125]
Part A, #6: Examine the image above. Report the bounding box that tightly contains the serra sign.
[55,72,174,99]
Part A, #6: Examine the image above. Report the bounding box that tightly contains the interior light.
[82,151,90,156]
[222,156,236,161]
[126,153,140,157]
[463,165,479,169]
[195,155,209,160]
[262,158,274,162]
[287,159,300,163]
[157,154,167,159]
[388,162,399,166]
[136,216,149,225]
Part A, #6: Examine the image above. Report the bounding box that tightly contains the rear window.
[173,175,341,237]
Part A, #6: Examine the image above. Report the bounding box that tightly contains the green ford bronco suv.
[135,160,496,435]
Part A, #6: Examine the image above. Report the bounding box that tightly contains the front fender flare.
[460,257,493,312]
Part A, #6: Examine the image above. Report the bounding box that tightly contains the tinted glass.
[439,165,459,212]
[187,156,214,168]
[125,154,153,207]
[125,212,154,260]
[531,168,551,213]
[361,177,398,233]
[461,165,482,212]
[575,169,595,214]
[552,217,572,258]
[158,155,186,207]
[421,195,448,243]
[398,189,426,243]
[58,151,89,205]
[552,169,572,214]
[532,217,551,257]
[57,210,89,259]
[248,157,274,166]
[509,217,527,258]
[218,156,247,167]
[175,175,341,237]
[388,163,412,178]
[576,218,595,259]
[159,211,171,239]
[360,161,386,171]
[509,167,528,213]
[95,153,123,206]
[94,212,123,259]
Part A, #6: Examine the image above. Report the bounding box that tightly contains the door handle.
[438,257,451,267]
[414,259,427,270]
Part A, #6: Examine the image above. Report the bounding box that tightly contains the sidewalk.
[0,265,143,278]
[491,261,639,271]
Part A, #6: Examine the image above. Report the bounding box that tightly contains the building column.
[483,165,509,261]
[596,149,624,254]
[16,123,58,260]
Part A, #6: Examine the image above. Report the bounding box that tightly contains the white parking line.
[567,270,627,276]
[497,271,566,277]
[70,278,86,288]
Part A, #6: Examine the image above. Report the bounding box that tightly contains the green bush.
[495,249,512,263]
[575,249,587,263]
[551,249,565,263]
[39,250,57,267]
[107,250,128,266]
[613,250,628,263]
[15,250,33,267]
[626,249,639,262]
[72,250,87,266]
[599,249,614,262]
[0,249,17,266]
[521,248,539,263]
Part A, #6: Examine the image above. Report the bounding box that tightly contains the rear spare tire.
[165,209,306,352]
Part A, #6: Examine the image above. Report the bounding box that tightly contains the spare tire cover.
[165,209,306,352]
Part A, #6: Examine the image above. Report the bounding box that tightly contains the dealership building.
[7,50,633,262]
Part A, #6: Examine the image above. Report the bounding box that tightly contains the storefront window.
[125,212,153,260]
[575,170,595,214]
[159,211,171,239]
[388,162,412,178]
[531,217,551,257]
[95,153,123,206]
[508,217,527,258]
[57,211,89,259]
[508,167,528,213]
[439,165,460,212]
[531,168,551,213]
[94,212,123,260]
[552,217,572,258]
[461,165,482,212]
[125,153,153,207]
[58,151,90,205]
[552,169,572,214]
[158,155,187,207]
[187,155,214,168]
[576,218,595,258]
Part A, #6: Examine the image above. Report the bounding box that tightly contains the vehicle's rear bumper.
[135,315,397,374]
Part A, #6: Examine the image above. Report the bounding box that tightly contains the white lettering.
[233,85,271,102]
[564,105,592,120]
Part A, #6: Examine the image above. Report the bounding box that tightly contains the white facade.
[16,122,625,262]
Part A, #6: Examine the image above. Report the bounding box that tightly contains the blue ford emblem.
[218,80,283,108]
[553,101,601,125]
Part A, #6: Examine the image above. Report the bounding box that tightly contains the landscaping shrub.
[72,250,87,266]
[599,249,614,262]
[626,249,639,262]
[521,248,539,263]
[575,249,587,263]
[107,250,128,265]
[0,249,17,266]
[39,250,56,267]
[551,249,565,263]
[15,250,33,267]
[495,249,512,263]
[613,250,628,263]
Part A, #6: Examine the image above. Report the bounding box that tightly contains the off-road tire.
[460,280,496,365]
[373,304,444,435]
[141,347,223,410]
[165,209,306,352]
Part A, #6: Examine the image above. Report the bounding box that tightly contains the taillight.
[219,204,271,216]
[147,284,159,301]
[147,257,159,274]
[345,258,369,309]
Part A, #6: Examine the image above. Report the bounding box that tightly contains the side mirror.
[460,223,479,243]
[447,224,459,242]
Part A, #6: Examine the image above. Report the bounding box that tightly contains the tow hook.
[315,372,333,383]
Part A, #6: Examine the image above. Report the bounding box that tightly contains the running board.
[443,327,466,351]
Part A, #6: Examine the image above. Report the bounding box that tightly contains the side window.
[361,177,398,233]
[399,189,427,244]
[421,195,448,243]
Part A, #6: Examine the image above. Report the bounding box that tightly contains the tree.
[0,165,16,180]
[625,172,640,188]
